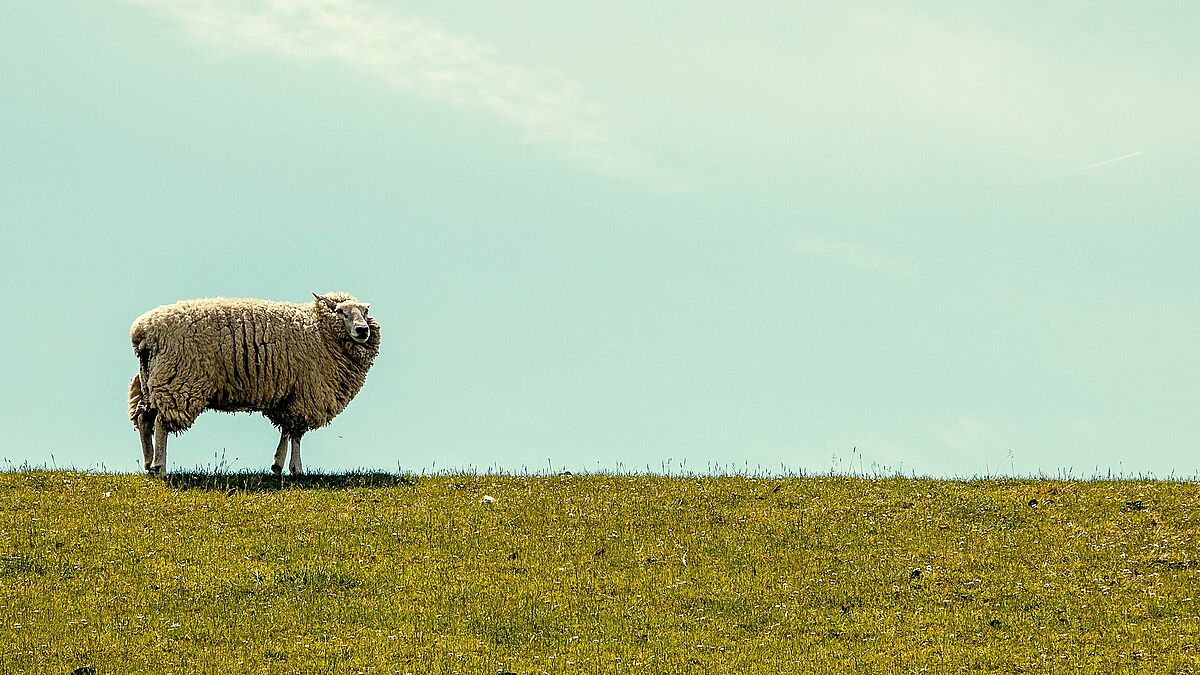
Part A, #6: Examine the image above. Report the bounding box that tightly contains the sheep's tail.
[128,373,143,425]
[128,332,156,426]
[128,370,155,428]
[128,373,151,426]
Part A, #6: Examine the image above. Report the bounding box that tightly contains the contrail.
[1042,151,1143,179]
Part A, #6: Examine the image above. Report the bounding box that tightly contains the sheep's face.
[336,301,372,344]
[314,293,373,344]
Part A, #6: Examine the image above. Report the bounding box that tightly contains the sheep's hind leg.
[271,431,288,475]
[289,432,305,475]
[136,408,157,472]
[149,416,168,476]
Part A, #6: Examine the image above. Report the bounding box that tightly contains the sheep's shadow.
[161,470,418,492]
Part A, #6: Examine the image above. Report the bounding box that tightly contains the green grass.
[2,471,1199,673]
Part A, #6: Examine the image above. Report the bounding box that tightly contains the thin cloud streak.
[1041,151,1143,180]
[132,0,672,186]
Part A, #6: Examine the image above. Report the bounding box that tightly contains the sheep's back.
[132,298,319,412]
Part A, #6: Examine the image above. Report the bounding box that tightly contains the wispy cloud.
[132,0,670,186]
[793,234,911,276]
[800,8,1186,172]
[1040,151,1143,180]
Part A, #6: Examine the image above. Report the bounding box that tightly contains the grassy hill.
[2,471,1198,673]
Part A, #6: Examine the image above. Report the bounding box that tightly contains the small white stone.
[481,495,496,505]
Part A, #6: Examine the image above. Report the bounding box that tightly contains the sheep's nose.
[355,326,369,338]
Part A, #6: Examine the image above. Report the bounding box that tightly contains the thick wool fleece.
[129,292,380,434]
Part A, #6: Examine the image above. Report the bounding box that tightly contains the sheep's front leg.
[149,416,168,476]
[271,431,288,475]
[289,432,305,475]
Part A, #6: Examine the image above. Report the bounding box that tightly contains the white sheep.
[127,292,381,475]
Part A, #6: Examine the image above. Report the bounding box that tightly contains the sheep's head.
[313,292,373,345]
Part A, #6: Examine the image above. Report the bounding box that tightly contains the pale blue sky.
[2,1,1198,476]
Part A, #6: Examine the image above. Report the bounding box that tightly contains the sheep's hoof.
[290,469,305,476]
[270,464,282,475]
[146,466,165,477]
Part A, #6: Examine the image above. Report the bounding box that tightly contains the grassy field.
[2,471,1199,673]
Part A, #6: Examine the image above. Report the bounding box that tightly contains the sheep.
[128,292,381,475]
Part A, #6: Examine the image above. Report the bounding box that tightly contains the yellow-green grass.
[2,471,1199,673]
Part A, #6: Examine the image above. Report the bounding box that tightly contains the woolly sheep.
[127,292,381,475]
